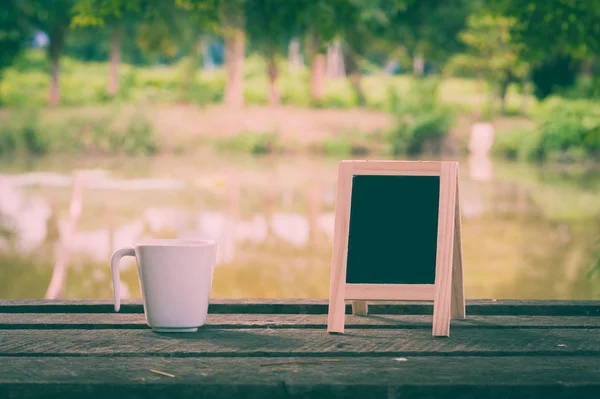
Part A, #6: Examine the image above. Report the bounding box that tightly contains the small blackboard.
[327,160,465,337]
[346,175,440,285]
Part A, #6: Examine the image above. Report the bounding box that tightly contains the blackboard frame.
[327,160,465,337]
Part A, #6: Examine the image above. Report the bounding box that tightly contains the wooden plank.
[346,284,434,301]
[348,159,442,176]
[1,327,599,357]
[1,314,599,329]
[327,161,353,333]
[1,356,599,399]
[1,300,599,316]
[451,170,466,319]
[351,301,368,315]
[432,162,458,336]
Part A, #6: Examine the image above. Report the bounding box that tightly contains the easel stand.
[327,161,465,337]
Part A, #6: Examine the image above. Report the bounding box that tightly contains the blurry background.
[0,0,599,300]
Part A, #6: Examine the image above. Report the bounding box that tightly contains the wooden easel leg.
[432,163,457,337]
[451,174,466,319]
[327,162,353,334]
[432,298,451,337]
[352,300,368,315]
[327,289,346,334]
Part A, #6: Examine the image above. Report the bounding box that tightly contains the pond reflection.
[0,153,599,300]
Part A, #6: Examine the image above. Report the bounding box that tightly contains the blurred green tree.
[445,13,528,114]
[0,0,36,105]
[245,0,299,106]
[32,0,77,106]
[489,0,600,60]
[389,0,472,76]
[296,0,339,103]
[489,0,600,102]
[72,0,146,97]
[73,0,219,102]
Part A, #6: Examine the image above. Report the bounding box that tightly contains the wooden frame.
[327,160,465,337]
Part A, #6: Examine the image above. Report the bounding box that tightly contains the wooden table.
[1,299,599,398]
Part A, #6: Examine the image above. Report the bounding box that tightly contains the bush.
[0,111,49,155]
[214,131,281,155]
[493,97,600,162]
[387,78,454,155]
[493,128,542,161]
[0,109,158,156]
[536,97,600,159]
[317,131,382,156]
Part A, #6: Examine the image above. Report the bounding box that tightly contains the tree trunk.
[107,26,120,97]
[413,54,425,77]
[178,38,203,103]
[521,73,531,116]
[48,56,60,107]
[344,49,365,106]
[222,1,245,108]
[310,54,325,100]
[499,78,510,115]
[309,31,325,103]
[288,37,302,72]
[267,52,280,106]
[47,24,67,107]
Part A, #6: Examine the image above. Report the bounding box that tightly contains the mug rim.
[135,239,216,248]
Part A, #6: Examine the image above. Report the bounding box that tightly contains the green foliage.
[245,0,298,56]
[0,49,226,106]
[316,131,382,156]
[0,111,49,155]
[492,128,541,161]
[530,54,579,101]
[535,97,600,160]
[0,0,36,87]
[214,131,281,155]
[389,0,472,67]
[493,97,600,162]
[1,49,537,117]
[0,108,158,156]
[554,73,600,101]
[388,78,453,155]
[489,0,600,61]
[445,13,527,113]
[71,0,145,27]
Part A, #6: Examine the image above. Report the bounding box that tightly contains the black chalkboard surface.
[345,175,440,285]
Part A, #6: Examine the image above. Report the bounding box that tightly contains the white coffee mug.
[110,239,217,332]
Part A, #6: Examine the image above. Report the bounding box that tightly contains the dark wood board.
[1,299,599,316]
[1,313,599,329]
[1,327,599,357]
[1,356,599,399]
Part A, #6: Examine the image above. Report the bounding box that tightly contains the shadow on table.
[151,328,303,350]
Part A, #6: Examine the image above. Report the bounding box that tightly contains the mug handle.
[110,247,135,312]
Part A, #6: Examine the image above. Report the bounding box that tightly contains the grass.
[1,49,535,114]
[1,49,570,160]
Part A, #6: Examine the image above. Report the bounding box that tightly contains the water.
[1,151,599,300]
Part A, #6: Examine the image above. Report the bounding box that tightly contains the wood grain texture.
[1,314,599,329]
[347,160,442,176]
[1,356,599,399]
[2,300,600,398]
[1,300,599,316]
[1,327,599,357]
[432,162,458,337]
[328,161,353,333]
[346,284,434,301]
[451,171,466,319]
[351,301,368,315]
